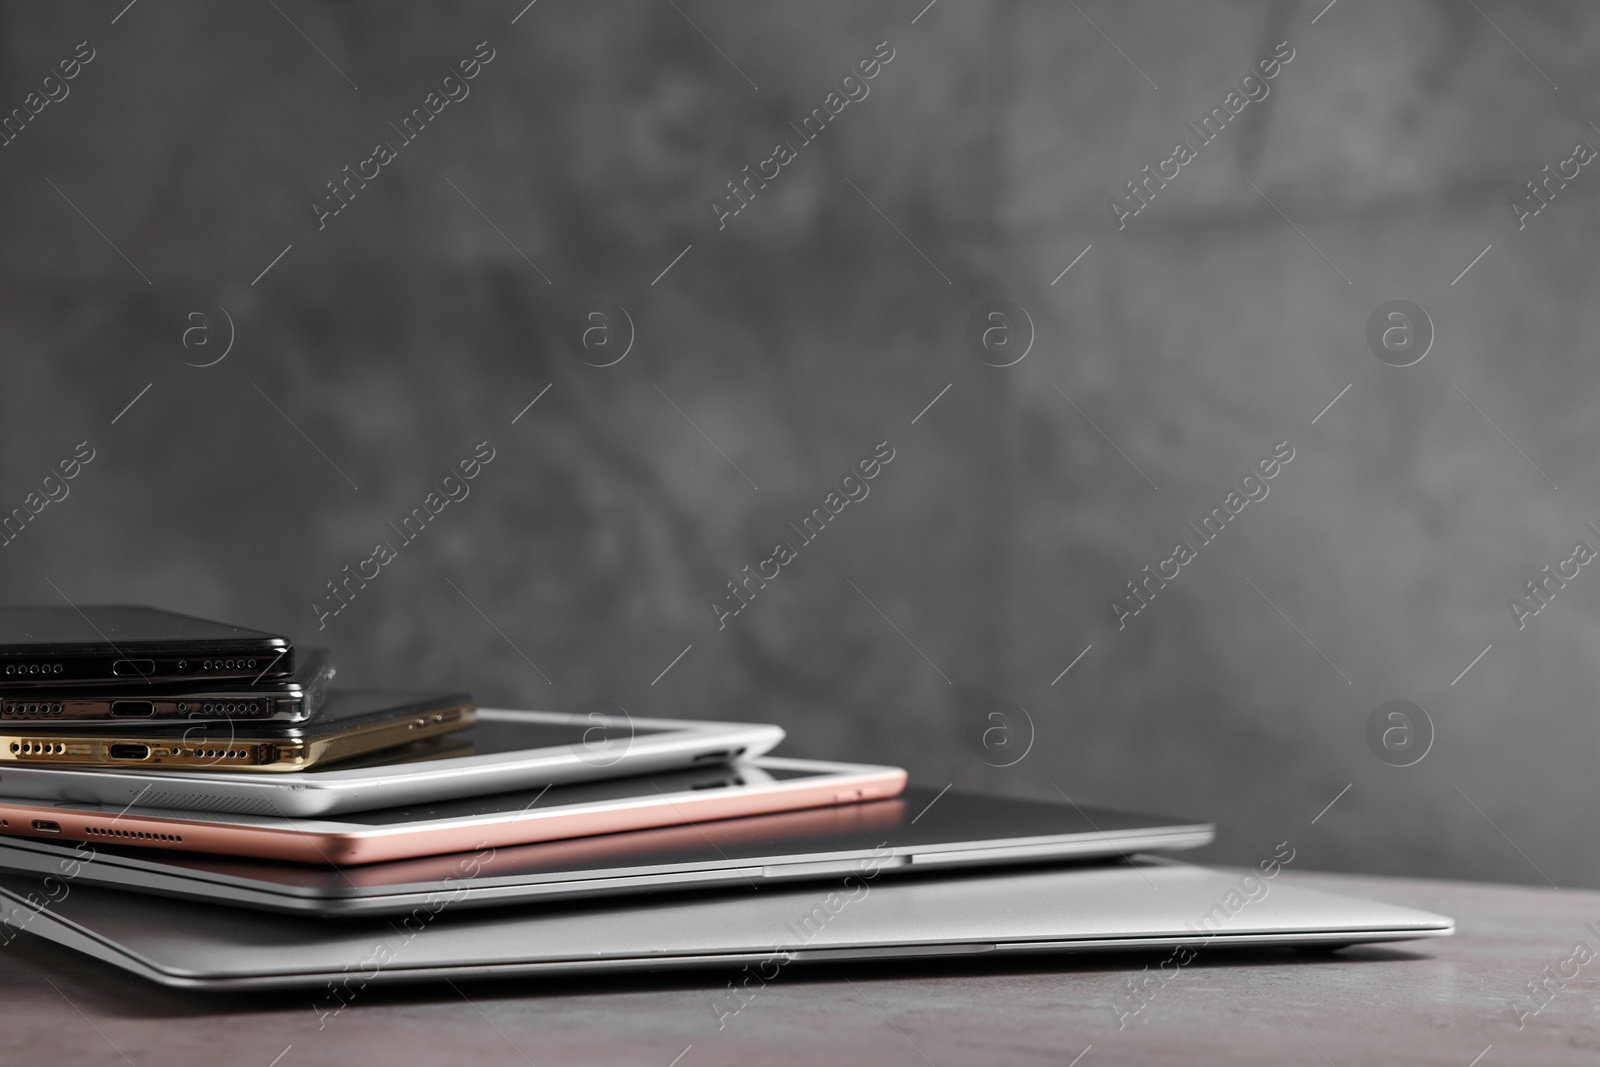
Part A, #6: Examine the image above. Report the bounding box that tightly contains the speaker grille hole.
[10,741,66,756]
[85,825,182,842]
[1,702,64,718]
[3,662,64,676]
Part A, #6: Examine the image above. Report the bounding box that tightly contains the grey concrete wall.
[1,0,1595,887]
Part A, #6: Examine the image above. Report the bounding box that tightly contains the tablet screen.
[331,761,820,826]
[290,713,675,773]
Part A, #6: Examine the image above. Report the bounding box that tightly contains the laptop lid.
[0,785,1212,914]
[0,859,1452,991]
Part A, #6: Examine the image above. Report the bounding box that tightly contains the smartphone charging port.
[31,820,60,834]
[692,749,731,763]
[111,700,155,717]
[111,659,155,677]
[109,743,151,760]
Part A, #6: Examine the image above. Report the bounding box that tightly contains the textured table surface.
[0,867,1591,1067]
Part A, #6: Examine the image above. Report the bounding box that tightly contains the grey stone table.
[0,868,1591,1066]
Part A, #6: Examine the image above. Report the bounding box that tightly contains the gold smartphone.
[0,690,474,772]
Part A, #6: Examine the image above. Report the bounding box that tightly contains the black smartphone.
[0,649,332,726]
[0,605,293,687]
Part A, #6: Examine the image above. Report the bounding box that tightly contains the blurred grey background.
[1,0,1595,888]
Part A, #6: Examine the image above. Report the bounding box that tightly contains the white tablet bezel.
[0,709,785,816]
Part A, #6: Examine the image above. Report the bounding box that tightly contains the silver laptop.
[0,858,1452,990]
[0,786,1214,915]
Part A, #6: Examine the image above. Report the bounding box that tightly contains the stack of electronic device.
[0,605,476,783]
[0,605,1454,991]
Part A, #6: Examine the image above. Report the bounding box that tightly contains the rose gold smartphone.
[0,757,907,865]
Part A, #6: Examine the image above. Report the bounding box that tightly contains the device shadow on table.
[9,934,1442,1021]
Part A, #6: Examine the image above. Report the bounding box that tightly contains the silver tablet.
[0,858,1453,991]
[0,709,784,816]
[0,781,1213,913]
